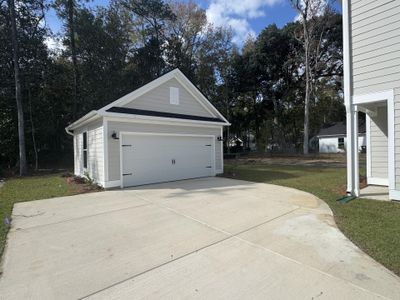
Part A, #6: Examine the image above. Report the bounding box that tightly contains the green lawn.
[0,173,96,257]
[223,162,400,276]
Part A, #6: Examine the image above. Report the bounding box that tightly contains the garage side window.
[338,137,344,150]
[83,132,88,169]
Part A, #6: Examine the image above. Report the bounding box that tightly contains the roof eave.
[66,110,99,131]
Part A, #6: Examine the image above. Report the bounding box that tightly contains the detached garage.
[65,69,230,188]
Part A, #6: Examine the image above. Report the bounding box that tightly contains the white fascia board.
[101,112,230,127]
[66,111,100,131]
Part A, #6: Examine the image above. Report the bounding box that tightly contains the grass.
[0,173,97,257]
[223,162,400,276]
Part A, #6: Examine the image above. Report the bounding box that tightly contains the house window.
[170,87,179,105]
[338,137,344,149]
[83,132,88,169]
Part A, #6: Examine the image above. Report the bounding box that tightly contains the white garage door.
[121,134,214,187]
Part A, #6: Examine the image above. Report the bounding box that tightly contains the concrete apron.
[0,177,399,299]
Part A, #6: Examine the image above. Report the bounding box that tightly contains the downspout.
[342,0,357,196]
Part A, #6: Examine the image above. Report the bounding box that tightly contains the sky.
[45,0,337,46]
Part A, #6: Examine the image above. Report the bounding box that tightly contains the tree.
[8,0,28,175]
[122,0,176,79]
[290,0,327,154]
[54,0,80,119]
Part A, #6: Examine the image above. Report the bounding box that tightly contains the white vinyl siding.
[74,134,82,176]
[350,0,400,95]
[106,121,223,182]
[73,120,104,184]
[395,88,400,189]
[369,107,388,180]
[123,78,213,118]
[350,0,400,190]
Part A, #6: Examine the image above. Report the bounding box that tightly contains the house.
[342,0,400,200]
[317,122,366,153]
[65,69,230,188]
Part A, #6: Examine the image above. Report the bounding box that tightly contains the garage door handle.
[123,173,132,176]
[206,166,212,168]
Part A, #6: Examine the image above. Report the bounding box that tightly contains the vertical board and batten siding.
[123,78,214,118]
[350,0,400,188]
[73,120,104,184]
[106,121,223,182]
[369,107,389,179]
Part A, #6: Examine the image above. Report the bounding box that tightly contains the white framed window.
[83,132,88,169]
[170,87,179,105]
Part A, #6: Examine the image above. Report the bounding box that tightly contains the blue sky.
[46,0,339,46]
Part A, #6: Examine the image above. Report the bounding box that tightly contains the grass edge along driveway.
[0,173,98,260]
[223,162,400,276]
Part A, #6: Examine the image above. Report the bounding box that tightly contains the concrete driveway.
[1,177,399,299]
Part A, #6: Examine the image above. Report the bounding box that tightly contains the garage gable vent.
[169,87,179,105]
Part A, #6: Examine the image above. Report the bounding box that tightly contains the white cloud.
[206,0,282,44]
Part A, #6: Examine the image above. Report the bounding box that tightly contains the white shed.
[317,122,366,153]
[65,69,230,188]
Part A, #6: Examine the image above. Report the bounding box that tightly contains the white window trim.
[82,131,88,171]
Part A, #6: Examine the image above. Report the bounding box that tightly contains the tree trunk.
[303,22,310,155]
[68,0,79,119]
[28,86,38,171]
[9,0,28,176]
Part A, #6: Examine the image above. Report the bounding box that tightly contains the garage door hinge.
[205,144,212,146]
[122,173,132,176]
[122,144,132,147]
[206,166,212,168]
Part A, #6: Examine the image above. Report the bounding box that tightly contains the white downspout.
[343,0,356,196]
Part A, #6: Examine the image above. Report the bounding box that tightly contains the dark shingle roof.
[317,121,366,137]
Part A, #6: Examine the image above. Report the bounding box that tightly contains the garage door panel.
[121,135,214,187]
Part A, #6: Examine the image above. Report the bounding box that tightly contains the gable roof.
[317,121,366,137]
[66,69,230,131]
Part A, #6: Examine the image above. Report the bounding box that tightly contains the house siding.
[73,119,104,184]
[350,0,400,190]
[350,0,400,95]
[106,121,223,182]
[395,88,400,189]
[369,107,389,180]
[123,78,214,118]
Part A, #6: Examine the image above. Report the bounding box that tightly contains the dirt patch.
[226,153,366,168]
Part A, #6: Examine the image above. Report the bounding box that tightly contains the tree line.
[0,0,344,175]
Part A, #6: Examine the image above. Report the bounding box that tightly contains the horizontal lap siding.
[123,78,213,118]
[74,135,82,176]
[370,107,388,179]
[74,120,104,184]
[350,0,400,95]
[350,0,400,189]
[107,121,223,182]
[88,126,104,183]
[396,89,400,189]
